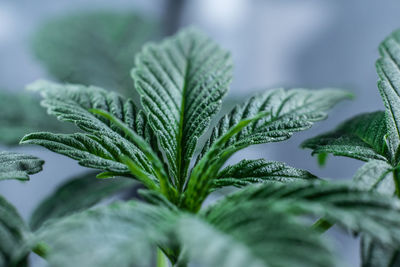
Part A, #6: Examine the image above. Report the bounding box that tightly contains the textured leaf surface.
[376,29,400,163]
[33,11,158,96]
[132,28,232,187]
[302,111,388,161]
[352,160,395,194]
[184,88,350,211]
[0,195,30,266]
[21,81,161,181]
[361,236,400,267]
[30,172,135,230]
[178,203,334,267]
[215,159,317,189]
[217,182,400,247]
[198,88,352,163]
[34,201,175,267]
[0,91,69,145]
[0,151,44,181]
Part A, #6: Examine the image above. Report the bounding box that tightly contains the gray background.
[1,0,399,266]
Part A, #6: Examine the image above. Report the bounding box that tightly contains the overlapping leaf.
[178,203,334,267]
[213,182,400,247]
[30,172,135,230]
[34,199,334,267]
[302,111,388,162]
[33,12,158,96]
[33,201,176,267]
[215,159,317,189]
[21,81,161,181]
[132,28,233,188]
[0,195,30,267]
[0,151,44,181]
[184,88,350,211]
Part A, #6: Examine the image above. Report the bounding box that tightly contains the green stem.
[157,248,169,267]
[312,218,333,233]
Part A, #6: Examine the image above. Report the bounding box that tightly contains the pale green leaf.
[215,159,317,189]
[178,204,334,267]
[376,29,400,164]
[34,201,176,267]
[33,11,158,96]
[0,151,44,181]
[132,27,233,188]
[302,111,388,162]
[353,160,395,195]
[30,172,135,230]
[216,182,400,247]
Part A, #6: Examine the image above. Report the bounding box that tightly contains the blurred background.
[1,0,400,266]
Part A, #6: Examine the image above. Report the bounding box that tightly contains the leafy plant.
[2,27,400,267]
[302,29,400,266]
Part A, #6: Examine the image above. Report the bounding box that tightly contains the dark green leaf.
[198,88,352,164]
[33,11,158,96]
[0,151,44,181]
[302,111,388,162]
[21,81,163,184]
[132,27,233,188]
[215,159,317,189]
[30,172,135,230]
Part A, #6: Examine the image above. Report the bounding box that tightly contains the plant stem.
[312,218,333,233]
[157,248,169,267]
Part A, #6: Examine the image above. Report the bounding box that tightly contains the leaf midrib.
[176,40,193,191]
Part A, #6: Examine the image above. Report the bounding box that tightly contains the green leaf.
[376,29,400,164]
[0,195,30,266]
[35,199,334,267]
[21,80,163,184]
[0,91,70,145]
[217,182,400,247]
[352,160,395,194]
[33,201,176,267]
[33,11,158,96]
[184,88,350,211]
[302,111,388,162]
[132,27,233,189]
[0,151,44,181]
[361,236,400,267]
[215,159,317,189]
[198,88,352,163]
[177,203,334,267]
[30,172,135,230]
